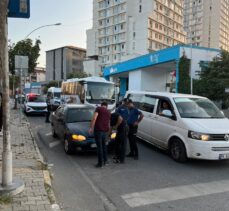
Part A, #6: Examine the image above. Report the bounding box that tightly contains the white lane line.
[45,132,52,136]
[49,141,61,148]
[122,180,229,208]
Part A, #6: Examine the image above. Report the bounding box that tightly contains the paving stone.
[0,108,53,211]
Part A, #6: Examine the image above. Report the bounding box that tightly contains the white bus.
[61,77,116,110]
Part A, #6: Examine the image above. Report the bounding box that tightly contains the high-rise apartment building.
[84,0,186,75]
[184,0,229,51]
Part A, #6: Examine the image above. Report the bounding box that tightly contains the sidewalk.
[0,108,57,211]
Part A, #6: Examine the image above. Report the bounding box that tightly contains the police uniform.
[127,107,142,159]
[110,112,127,163]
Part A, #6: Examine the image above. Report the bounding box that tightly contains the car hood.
[182,118,229,134]
[26,102,47,107]
[66,122,93,137]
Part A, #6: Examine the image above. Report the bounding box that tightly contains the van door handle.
[153,116,158,120]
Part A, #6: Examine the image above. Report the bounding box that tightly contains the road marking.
[122,180,229,208]
[45,132,52,136]
[49,141,61,148]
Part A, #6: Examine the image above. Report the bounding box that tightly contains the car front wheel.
[169,138,187,163]
[64,138,75,154]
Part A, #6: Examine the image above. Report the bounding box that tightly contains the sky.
[8,0,93,67]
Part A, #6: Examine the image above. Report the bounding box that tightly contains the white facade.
[85,0,186,75]
[184,0,229,51]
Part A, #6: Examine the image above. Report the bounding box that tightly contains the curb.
[22,111,61,210]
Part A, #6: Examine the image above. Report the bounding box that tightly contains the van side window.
[157,99,173,115]
[127,94,144,109]
[141,95,157,113]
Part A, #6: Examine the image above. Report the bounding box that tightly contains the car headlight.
[71,134,86,141]
[188,131,210,141]
[111,133,116,139]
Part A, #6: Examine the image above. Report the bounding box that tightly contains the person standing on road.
[45,96,51,123]
[127,99,144,160]
[116,98,129,122]
[89,102,111,168]
[110,112,128,164]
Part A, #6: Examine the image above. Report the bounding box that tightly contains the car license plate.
[91,144,97,148]
[219,153,229,160]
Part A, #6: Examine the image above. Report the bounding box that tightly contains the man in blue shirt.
[127,99,144,160]
[116,98,129,122]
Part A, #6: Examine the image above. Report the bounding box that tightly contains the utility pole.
[0,0,24,195]
[0,0,13,187]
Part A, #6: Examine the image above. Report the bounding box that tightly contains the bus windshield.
[86,82,115,104]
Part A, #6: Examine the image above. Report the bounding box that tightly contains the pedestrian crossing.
[121,180,229,208]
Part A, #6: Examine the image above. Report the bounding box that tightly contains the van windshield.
[54,92,61,98]
[174,97,225,119]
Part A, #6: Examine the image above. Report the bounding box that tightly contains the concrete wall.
[141,69,171,92]
[83,60,100,76]
[129,70,142,91]
[46,51,54,81]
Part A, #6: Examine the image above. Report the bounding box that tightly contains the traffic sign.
[15,55,29,69]
[225,88,229,93]
[8,0,30,18]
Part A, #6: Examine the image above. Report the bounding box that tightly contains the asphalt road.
[28,115,229,211]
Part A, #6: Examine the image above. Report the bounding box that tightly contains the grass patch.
[0,195,12,205]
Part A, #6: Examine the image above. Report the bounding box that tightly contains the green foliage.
[43,80,62,94]
[67,71,91,79]
[9,75,20,91]
[194,50,229,103]
[178,55,191,94]
[8,39,41,74]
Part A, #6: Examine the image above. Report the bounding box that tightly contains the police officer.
[116,98,129,122]
[126,99,144,160]
[110,112,128,164]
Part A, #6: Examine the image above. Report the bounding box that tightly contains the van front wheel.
[169,138,187,163]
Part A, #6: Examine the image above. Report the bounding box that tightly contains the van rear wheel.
[169,138,187,163]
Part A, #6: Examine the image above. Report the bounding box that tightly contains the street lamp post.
[24,22,61,39]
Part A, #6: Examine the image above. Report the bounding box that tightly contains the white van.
[47,87,61,110]
[125,91,229,162]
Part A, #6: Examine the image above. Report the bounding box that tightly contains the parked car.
[24,93,47,115]
[51,104,115,154]
[125,91,229,162]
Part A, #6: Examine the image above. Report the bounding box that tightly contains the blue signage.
[103,45,181,77]
[8,0,30,18]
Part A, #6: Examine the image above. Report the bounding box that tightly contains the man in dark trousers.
[89,102,111,168]
[127,99,144,160]
[110,112,127,164]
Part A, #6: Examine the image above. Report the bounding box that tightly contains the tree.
[194,50,229,105]
[67,71,91,79]
[43,80,62,94]
[8,38,41,74]
[178,54,191,94]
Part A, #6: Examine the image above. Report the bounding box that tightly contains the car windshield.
[27,95,45,103]
[66,108,94,123]
[174,97,225,119]
[86,82,115,104]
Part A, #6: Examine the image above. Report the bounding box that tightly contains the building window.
[139,5,142,13]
